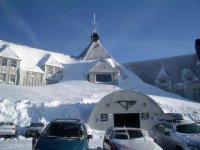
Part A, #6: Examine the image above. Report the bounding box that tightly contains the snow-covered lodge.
[1,25,200,102]
[0,31,120,86]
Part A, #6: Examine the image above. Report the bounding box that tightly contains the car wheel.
[175,146,183,150]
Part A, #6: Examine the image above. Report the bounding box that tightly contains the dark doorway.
[114,113,140,128]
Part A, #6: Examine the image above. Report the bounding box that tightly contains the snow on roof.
[45,56,64,68]
[0,44,21,60]
[21,66,45,73]
[123,54,200,85]
[89,59,119,73]
[0,40,76,69]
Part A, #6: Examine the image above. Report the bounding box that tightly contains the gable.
[0,45,21,60]
[78,41,111,60]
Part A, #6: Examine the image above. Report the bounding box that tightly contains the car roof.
[156,119,196,126]
[112,127,143,131]
[53,119,82,123]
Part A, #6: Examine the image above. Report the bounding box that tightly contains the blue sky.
[0,0,200,63]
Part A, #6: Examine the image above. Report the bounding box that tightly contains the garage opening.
[114,113,140,128]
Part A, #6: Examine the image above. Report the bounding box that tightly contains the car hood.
[112,137,162,150]
[34,137,88,150]
[177,133,200,145]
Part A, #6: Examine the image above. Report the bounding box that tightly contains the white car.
[0,122,17,138]
[103,127,163,150]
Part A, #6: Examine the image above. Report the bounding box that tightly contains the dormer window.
[160,78,167,84]
[96,74,112,83]
[0,73,6,82]
[47,66,53,74]
[10,59,17,68]
[1,58,7,67]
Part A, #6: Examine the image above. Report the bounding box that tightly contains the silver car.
[0,122,17,138]
[149,119,200,150]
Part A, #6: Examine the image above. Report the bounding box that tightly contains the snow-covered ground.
[0,41,200,149]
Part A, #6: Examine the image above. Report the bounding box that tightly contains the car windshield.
[176,123,200,134]
[44,122,82,138]
[113,130,144,140]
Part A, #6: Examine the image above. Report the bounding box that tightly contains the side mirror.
[87,135,93,140]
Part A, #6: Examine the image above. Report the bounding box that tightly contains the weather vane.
[92,13,97,32]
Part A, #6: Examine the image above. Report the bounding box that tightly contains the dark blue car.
[33,119,93,150]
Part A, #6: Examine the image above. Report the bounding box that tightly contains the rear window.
[44,122,84,138]
[113,130,144,140]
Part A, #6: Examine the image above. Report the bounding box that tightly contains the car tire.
[175,146,183,150]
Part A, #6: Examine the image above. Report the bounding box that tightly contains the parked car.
[32,119,93,150]
[25,122,45,138]
[149,113,200,150]
[0,122,17,138]
[103,127,163,150]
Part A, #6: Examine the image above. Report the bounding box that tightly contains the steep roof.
[0,44,21,60]
[123,54,200,85]
[78,41,112,60]
[89,59,119,74]
[45,56,64,68]
[77,32,113,61]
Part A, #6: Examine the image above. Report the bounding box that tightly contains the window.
[154,123,173,134]
[1,58,7,66]
[47,66,53,74]
[55,67,60,73]
[186,76,192,82]
[11,59,17,68]
[9,74,15,83]
[160,78,167,84]
[193,88,200,101]
[0,73,6,82]
[96,74,112,83]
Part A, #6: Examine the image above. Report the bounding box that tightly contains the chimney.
[195,39,200,60]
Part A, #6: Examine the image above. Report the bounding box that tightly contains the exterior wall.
[172,82,200,102]
[0,57,20,85]
[19,70,44,86]
[45,65,63,84]
[88,72,118,85]
[88,90,164,131]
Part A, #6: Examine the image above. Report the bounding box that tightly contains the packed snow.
[0,40,200,149]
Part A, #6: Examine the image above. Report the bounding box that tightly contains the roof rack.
[158,113,184,122]
[53,118,81,122]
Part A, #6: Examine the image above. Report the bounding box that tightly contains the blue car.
[33,119,93,150]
